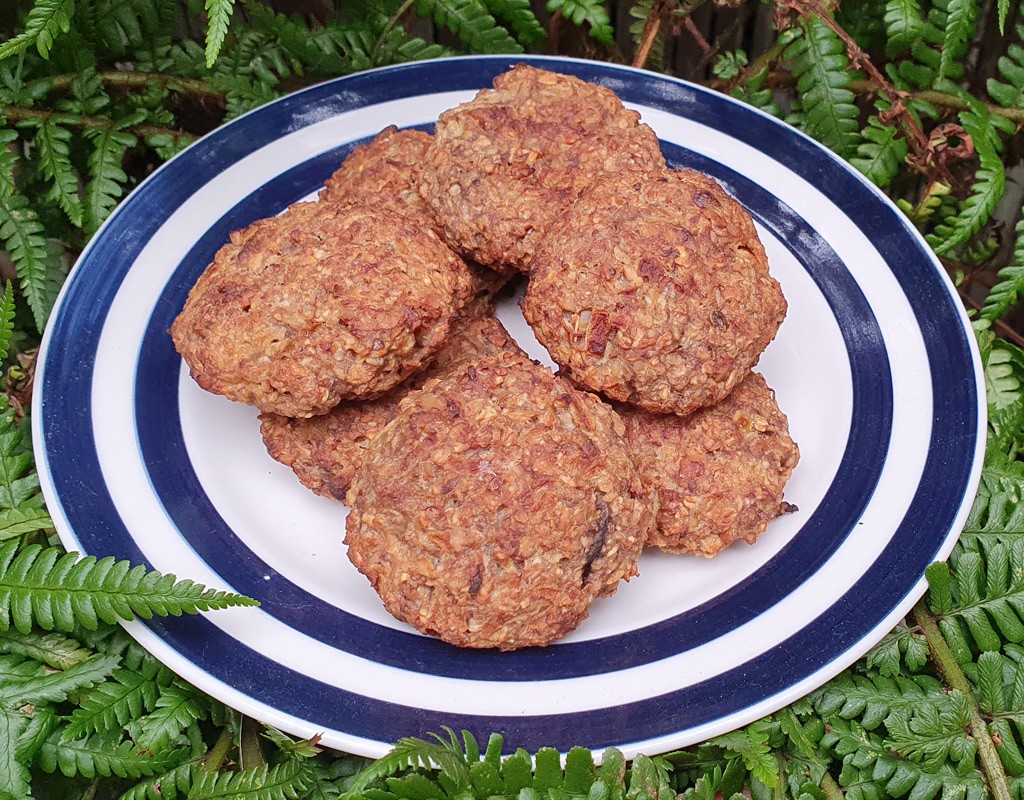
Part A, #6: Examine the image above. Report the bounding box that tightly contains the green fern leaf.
[0,628,93,670]
[481,0,546,44]
[938,0,977,80]
[884,0,924,54]
[785,17,862,159]
[885,690,976,773]
[205,0,237,67]
[0,0,75,60]
[813,672,947,730]
[0,131,17,201]
[0,193,61,333]
[31,117,84,228]
[0,541,259,635]
[83,126,136,236]
[347,732,472,794]
[711,721,778,789]
[0,506,53,542]
[981,221,1024,324]
[0,396,43,513]
[0,709,30,800]
[38,729,187,779]
[730,67,781,117]
[851,114,909,188]
[987,27,1024,107]
[546,0,614,43]
[414,0,522,53]
[63,662,172,740]
[0,652,118,707]
[119,758,199,800]
[865,621,930,676]
[0,282,14,365]
[127,683,207,750]
[928,105,1005,256]
[188,758,315,799]
[958,455,1024,550]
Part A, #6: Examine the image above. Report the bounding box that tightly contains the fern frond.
[0,0,75,60]
[481,0,546,44]
[205,0,237,67]
[938,0,977,80]
[628,1,665,71]
[884,0,925,54]
[0,708,31,800]
[987,25,1024,107]
[63,662,173,740]
[865,620,930,676]
[0,541,259,635]
[813,672,947,730]
[83,126,136,236]
[981,220,1024,324]
[0,505,53,542]
[958,456,1024,551]
[710,720,778,789]
[0,628,93,670]
[413,0,523,53]
[0,192,61,333]
[188,758,315,799]
[127,683,207,750]
[38,729,188,779]
[885,690,976,772]
[0,130,17,201]
[119,758,202,800]
[969,646,1024,775]
[785,17,862,159]
[32,117,84,228]
[0,283,14,365]
[851,113,909,188]
[546,0,614,44]
[730,67,781,117]
[0,652,118,707]
[347,732,473,794]
[928,105,1005,256]
[0,398,39,513]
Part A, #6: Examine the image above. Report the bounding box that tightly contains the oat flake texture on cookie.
[170,201,474,418]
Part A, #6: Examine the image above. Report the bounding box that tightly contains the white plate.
[34,55,985,758]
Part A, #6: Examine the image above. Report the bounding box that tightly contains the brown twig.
[684,16,711,53]
[633,1,674,68]
[2,106,193,143]
[49,70,225,102]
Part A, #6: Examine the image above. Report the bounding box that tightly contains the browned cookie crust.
[522,169,786,416]
[319,127,438,231]
[618,372,799,557]
[344,352,655,650]
[419,64,666,272]
[259,308,523,500]
[171,202,474,417]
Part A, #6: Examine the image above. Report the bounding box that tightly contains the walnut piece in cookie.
[344,351,655,650]
[522,169,786,416]
[618,372,799,557]
[170,202,474,417]
[419,64,666,272]
[259,304,525,501]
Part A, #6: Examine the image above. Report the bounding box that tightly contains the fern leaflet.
[938,0,977,80]
[119,758,200,800]
[0,709,30,800]
[414,0,523,53]
[928,104,1005,256]
[0,131,17,201]
[0,628,93,670]
[126,683,207,750]
[481,0,546,44]
[83,126,136,236]
[785,17,861,160]
[865,620,930,676]
[0,282,14,365]
[0,652,118,707]
[987,26,1024,107]
[31,117,84,228]
[813,671,947,730]
[0,541,259,635]
[884,690,976,772]
[0,0,75,60]
[884,0,924,54]
[851,113,909,188]
[188,758,315,799]
[0,397,43,514]
[63,661,173,740]
[205,0,237,67]
[546,0,614,44]
[0,193,61,333]
[709,721,778,789]
[958,455,1024,550]
[0,506,53,542]
[38,729,188,779]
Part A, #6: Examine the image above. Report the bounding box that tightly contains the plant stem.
[203,726,235,774]
[851,80,1024,125]
[2,106,192,142]
[371,0,417,66]
[913,598,1013,800]
[49,70,225,101]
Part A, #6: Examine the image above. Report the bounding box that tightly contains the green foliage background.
[1,0,1024,797]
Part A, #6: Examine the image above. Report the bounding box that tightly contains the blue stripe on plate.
[38,56,979,751]
[133,138,892,681]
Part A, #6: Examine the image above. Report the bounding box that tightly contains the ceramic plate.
[34,55,986,758]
